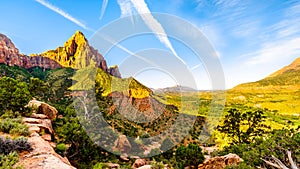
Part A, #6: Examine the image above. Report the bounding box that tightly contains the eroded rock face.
[17,100,76,169]
[23,117,54,134]
[198,153,243,169]
[0,33,62,69]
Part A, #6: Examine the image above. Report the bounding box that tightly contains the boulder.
[198,153,243,169]
[26,100,58,120]
[42,134,52,141]
[30,113,48,119]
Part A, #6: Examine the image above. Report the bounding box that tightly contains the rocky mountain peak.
[40,31,121,77]
[63,31,87,56]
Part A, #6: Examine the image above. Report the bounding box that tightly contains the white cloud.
[35,0,91,31]
[99,0,108,20]
[244,37,300,65]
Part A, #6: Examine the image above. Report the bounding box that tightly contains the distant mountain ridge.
[154,85,198,93]
[0,31,121,77]
[232,56,300,90]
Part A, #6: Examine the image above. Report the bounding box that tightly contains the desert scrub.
[0,118,29,136]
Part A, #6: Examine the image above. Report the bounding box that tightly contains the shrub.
[0,151,19,169]
[0,137,31,155]
[0,118,29,136]
[0,77,31,114]
[175,144,204,168]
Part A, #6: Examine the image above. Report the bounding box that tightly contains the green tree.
[0,77,31,114]
[175,144,204,168]
[219,127,300,168]
[28,77,49,100]
[217,108,270,144]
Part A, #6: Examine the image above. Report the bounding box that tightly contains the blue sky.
[1,0,300,89]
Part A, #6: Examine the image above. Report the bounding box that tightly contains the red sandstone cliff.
[0,32,121,77]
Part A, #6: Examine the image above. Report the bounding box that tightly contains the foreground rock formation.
[16,133,75,169]
[14,100,76,169]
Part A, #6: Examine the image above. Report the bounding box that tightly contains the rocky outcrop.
[137,165,152,169]
[40,31,121,77]
[26,100,58,120]
[23,117,54,135]
[16,100,76,169]
[0,32,121,77]
[15,133,76,169]
[198,153,243,169]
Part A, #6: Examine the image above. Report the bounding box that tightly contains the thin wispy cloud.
[117,0,134,17]
[35,0,91,31]
[115,0,185,63]
[99,0,108,20]
[121,0,185,64]
[244,37,300,65]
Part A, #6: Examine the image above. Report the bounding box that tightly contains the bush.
[175,144,204,168]
[0,118,29,136]
[0,77,31,114]
[224,162,255,169]
[0,137,31,155]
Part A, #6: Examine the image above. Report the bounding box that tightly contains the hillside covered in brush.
[228,57,300,116]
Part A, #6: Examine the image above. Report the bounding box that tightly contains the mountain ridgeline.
[0,31,121,78]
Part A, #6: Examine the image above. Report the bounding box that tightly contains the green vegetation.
[217,108,270,144]
[70,63,152,98]
[0,117,29,136]
[175,144,204,168]
[0,137,31,169]
[1,54,300,169]
[0,77,31,113]
[217,128,300,168]
[0,152,20,169]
